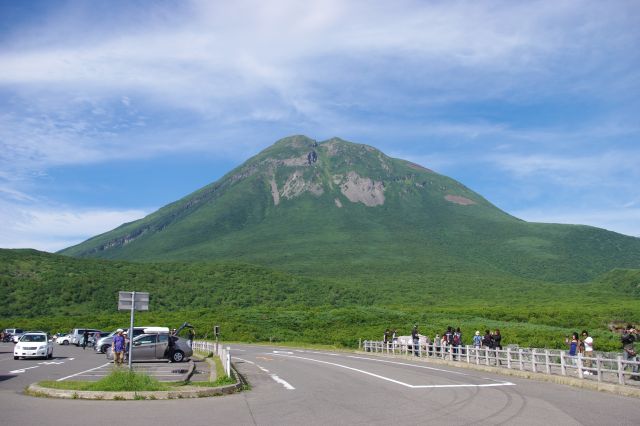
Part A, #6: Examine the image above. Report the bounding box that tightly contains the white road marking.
[57,362,111,382]
[271,353,515,389]
[272,351,294,355]
[234,356,295,390]
[270,374,295,390]
[347,355,469,375]
[10,366,39,374]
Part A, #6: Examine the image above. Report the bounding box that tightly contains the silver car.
[106,328,192,363]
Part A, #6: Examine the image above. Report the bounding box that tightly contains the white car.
[56,334,73,345]
[14,332,53,360]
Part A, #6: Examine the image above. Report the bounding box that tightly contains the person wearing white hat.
[473,330,482,348]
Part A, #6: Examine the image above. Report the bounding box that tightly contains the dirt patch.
[338,172,385,207]
[445,195,476,205]
[281,155,310,167]
[270,177,280,206]
[281,171,324,200]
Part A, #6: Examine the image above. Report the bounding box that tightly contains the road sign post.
[118,291,149,370]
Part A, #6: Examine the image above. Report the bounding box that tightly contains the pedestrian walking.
[112,329,125,366]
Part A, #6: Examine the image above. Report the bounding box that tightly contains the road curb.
[26,359,243,400]
[356,351,640,399]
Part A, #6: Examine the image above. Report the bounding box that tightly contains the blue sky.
[1,0,639,252]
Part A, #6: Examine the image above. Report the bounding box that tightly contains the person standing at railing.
[434,334,441,356]
[621,324,639,381]
[581,330,594,376]
[473,331,482,348]
[565,332,580,367]
[493,329,502,365]
[411,325,420,357]
[383,329,390,349]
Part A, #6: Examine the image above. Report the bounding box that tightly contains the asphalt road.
[0,342,638,425]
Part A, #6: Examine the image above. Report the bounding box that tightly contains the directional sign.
[118,291,149,311]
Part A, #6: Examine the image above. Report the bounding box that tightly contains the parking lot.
[0,341,195,392]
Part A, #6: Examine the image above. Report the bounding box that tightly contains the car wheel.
[172,350,185,363]
[14,356,18,360]
[101,344,110,353]
[62,340,69,345]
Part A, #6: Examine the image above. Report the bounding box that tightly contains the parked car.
[106,327,193,363]
[56,333,73,345]
[94,326,155,354]
[69,328,101,346]
[14,332,53,359]
[3,328,24,343]
[11,330,26,343]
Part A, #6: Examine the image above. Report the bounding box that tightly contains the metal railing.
[192,340,232,378]
[361,340,640,386]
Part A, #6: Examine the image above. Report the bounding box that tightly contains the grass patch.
[39,370,168,392]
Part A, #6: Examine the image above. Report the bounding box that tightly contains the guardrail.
[361,340,640,386]
[192,340,231,377]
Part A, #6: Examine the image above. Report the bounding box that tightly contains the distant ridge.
[60,135,640,282]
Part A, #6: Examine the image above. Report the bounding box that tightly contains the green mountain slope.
[60,135,640,282]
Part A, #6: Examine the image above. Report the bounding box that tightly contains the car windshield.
[21,334,46,342]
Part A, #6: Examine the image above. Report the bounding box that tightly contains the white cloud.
[0,201,148,252]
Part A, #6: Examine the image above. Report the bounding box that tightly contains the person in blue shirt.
[112,329,126,366]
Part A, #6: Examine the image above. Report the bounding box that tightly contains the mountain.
[60,135,640,282]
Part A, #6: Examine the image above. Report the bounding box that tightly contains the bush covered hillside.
[60,136,640,283]
[2,249,639,351]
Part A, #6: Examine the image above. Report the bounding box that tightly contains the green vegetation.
[39,370,167,392]
[2,248,639,351]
